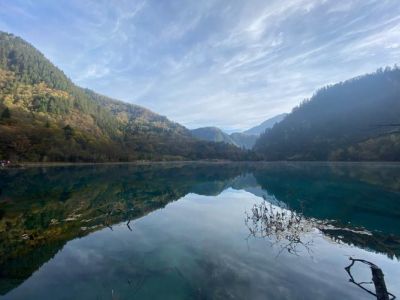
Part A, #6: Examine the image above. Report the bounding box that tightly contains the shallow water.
[0,162,399,299]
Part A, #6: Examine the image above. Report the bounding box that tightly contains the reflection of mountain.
[251,163,400,259]
[0,164,247,294]
[321,228,400,260]
[1,163,400,294]
[251,163,400,235]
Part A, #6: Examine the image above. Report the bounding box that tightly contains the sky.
[1,0,400,132]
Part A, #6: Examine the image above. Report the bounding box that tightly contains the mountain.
[190,127,258,150]
[191,115,289,150]
[229,114,288,149]
[0,32,250,162]
[254,67,400,161]
[229,132,258,149]
[244,113,288,135]
[191,127,237,145]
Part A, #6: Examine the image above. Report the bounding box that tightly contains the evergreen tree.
[254,66,400,161]
[63,125,74,140]
[1,107,10,119]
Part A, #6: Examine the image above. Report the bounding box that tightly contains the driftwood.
[126,220,133,231]
[246,202,397,299]
[345,257,396,300]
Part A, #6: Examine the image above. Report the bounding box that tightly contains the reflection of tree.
[252,164,400,259]
[345,257,396,300]
[253,164,400,237]
[245,199,400,261]
[321,228,400,260]
[245,201,314,256]
[0,163,249,295]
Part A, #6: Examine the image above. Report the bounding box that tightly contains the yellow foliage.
[1,68,72,111]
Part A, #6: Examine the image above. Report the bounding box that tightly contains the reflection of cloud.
[2,0,400,130]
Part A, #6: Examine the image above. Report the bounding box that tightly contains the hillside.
[243,113,287,135]
[191,127,237,145]
[190,127,258,150]
[0,32,249,162]
[254,67,400,161]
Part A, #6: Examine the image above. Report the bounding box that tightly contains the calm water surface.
[0,162,399,299]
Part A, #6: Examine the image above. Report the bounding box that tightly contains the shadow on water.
[0,162,400,296]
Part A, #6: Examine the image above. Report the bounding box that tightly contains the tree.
[63,125,74,140]
[1,107,11,119]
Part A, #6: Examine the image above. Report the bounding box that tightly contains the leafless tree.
[245,201,314,257]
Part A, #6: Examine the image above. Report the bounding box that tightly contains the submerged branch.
[345,257,396,300]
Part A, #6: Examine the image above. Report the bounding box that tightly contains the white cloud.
[76,64,110,81]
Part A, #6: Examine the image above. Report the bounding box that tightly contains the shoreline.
[3,160,400,168]
[3,160,238,168]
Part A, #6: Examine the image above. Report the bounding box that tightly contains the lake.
[0,162,399,299]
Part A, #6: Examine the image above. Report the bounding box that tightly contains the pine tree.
[1,107,11,119]
[63,125,74,140]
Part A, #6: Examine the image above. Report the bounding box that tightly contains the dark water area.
[0,162,399,299]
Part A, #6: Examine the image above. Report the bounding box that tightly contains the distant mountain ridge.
[190,127,258,149]
[0,31,249,162]
[191,127,237,145]
[243,113,288,135]
[190,113,288,149]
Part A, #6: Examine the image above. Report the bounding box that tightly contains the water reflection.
[345,258,396,300]
[0,162,400,298]
[244,198,398,299]
[245,201,315,257]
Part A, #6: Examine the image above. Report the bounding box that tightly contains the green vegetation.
[0,32,252,162]
[254,67,400,160]
[1,107,10,119]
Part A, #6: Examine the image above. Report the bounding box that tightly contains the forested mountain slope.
[190,127,258,150]
[0,32,249,162]
[191,127,237,145]
[254,67,400,161]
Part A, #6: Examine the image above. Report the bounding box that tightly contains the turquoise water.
[0,163,399,299]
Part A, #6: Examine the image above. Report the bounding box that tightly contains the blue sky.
[1,0,399,131]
